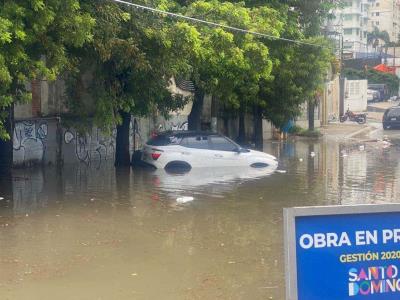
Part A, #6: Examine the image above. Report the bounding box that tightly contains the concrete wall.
[344,79,368,112]
[321,77,340,125]
[13,118,60,167]
[12,116,155,167]
[14,79,67,120]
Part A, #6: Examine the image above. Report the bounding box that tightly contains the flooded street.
[1,137,400,300]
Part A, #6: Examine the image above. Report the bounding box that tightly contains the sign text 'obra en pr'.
[284,204,400,300]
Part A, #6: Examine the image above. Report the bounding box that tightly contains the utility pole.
[340,33,345,117]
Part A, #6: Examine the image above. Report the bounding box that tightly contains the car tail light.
[151,153,161,160]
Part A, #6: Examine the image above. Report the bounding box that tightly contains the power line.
[109,0,328,48]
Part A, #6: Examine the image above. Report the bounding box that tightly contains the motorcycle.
[339,109,367,124]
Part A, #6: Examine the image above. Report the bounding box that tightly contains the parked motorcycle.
[339,109,367,124]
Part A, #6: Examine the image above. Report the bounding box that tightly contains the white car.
[141,131,278,170]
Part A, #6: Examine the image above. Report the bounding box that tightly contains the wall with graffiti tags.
[62,127,116,166]
[13,119,60,167]
[12,117,148,167]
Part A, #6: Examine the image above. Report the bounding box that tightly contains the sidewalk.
[320,123,373,139]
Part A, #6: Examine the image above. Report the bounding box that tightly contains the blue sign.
[285,205,400,300]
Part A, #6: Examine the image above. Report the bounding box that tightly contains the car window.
[387,108,400,118]
[181,136,210,149]
[210,136,238,152]
[147,135,181,146]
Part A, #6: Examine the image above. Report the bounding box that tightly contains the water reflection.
[0,139,400,299]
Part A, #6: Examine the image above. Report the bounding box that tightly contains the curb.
[345,126,374,139]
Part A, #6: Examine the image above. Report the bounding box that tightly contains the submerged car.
[141,131,278,170]
[383,107,400,130]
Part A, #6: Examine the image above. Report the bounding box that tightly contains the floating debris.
[176,196,194,204]
[299,158,303,162]
[276,170,287,174]
[310,152,316,157]
[0,197,3,201]
[359,145,365,151]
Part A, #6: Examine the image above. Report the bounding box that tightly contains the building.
[328,0,375,58]
[369,0,400,43]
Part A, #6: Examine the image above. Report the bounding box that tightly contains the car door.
[179,135,215,167]
[208,136,247,167]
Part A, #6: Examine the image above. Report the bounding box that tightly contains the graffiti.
[170,121,188,131]
[157,118,189,132]
[131,118,144,151]
[12,116,147,167]
[13,121,48,166]
[64,131,74,144]
[63,128,115,166]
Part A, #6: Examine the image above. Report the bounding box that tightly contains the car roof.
[157,130,221,138]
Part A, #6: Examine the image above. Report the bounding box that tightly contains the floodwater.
[1,138,400,300]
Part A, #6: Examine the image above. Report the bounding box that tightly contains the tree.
[0,0,94,168]
[260,37,332,132]
[179,0,282,132]
[368,27,391,62]
[67,0,191,166]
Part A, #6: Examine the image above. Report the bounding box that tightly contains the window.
[348,82,360,96]
[376,2,380,7]
[344,28,353,35]
[344,15,353,21]
[376,12,380,16]
[343,1,352,7]
[209,136,238,152]
[181,136,210,149]
[376,21,380,25]
[387,108,400,118]
[356,29,360,35]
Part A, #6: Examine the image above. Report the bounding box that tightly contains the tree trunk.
[237,108,246,144]
[115,111,131,167]
[253,105,263,150]
[0,104,14,172]
[223,115,229,136]
[211,95,218,132]
[308,100,315,131]
[188,89,205,131]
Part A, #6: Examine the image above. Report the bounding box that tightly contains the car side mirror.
[236,147,248,153]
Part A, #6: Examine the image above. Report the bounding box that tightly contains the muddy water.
[1,139,400,300]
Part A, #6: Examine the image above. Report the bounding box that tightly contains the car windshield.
[209,136,240,152]
[387,108,400,118]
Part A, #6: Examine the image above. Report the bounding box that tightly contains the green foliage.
[0,0,338,142]
[66,0,192,132]
[261,36,333,129]
[342,68,400,96]
[178,0,284,116]
[0,0,94,139]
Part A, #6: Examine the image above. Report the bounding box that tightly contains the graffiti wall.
[12,117,149,167]
[156,115,189,132]
[13,119,55,167]
[62,128,116,166]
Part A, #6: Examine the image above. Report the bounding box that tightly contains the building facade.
[329,0,375,58]
[369,0,400,43]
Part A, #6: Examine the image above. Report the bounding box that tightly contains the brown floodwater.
[1,138,400,300]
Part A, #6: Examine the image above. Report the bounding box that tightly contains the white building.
[329,0,375,58]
